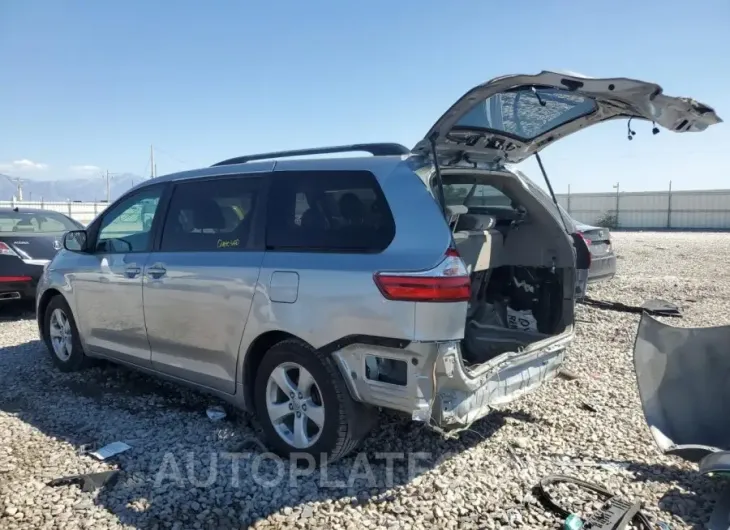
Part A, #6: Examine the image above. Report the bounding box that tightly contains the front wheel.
[43,296,90,372]
[253,339,374,463]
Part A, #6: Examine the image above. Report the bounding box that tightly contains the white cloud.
[70,164,102,175]
[0,159,49,173]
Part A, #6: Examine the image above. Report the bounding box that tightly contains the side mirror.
[63,230,88,252]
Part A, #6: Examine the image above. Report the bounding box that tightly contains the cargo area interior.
[438,169,575,369]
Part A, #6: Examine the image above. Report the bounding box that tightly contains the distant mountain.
[0,173,145,202]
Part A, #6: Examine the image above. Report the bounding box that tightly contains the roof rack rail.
[211,143,411,167]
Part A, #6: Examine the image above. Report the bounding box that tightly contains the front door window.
[96,188,163,253]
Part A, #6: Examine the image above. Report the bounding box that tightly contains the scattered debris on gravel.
[1,232,729,529]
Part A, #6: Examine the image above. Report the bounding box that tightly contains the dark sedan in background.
[557,205,617,283]
[0,207,83,302]
[576,221,617,282]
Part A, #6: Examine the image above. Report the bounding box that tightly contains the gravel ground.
[2,231,730,529]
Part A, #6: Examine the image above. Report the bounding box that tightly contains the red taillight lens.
[575,232,592,268]
[0,276,31,283]
[373,248,471,302]
[0,242,20,257]
[374,275,471,302]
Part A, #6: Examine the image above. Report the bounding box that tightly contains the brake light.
[574,232,592,268]
[373,248,471,302]
[0,242,20,257]
[0,276,31,283]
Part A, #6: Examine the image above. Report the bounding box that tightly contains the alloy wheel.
[265,362,325,449]
[49,308,73,361]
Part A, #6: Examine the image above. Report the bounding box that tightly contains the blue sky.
[1,0,728,193]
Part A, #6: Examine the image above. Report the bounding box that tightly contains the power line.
[154,146,189,169]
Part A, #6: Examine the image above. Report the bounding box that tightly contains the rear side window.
[160,177,261,252]
[0,211,80,233]
[443,183,513,208]
[266,170,395,252]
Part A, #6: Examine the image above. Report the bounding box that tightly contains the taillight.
[373,248,471,302]
[574,232,592,268]
[0,276,31,283]
[0,242,20,258]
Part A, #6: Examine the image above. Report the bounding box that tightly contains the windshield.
[0,211,81,233]
[456,86,597,140]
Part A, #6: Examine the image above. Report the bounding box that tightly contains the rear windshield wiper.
[531,86,547,107]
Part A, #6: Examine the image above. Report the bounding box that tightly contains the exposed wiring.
[627,118,637,140]
[534,475,653,529]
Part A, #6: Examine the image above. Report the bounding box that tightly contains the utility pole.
[567,184,572,215]
[667,180,673,229]
[102,171,122,202]
[150,145,156,179]
[613,182,620,227]
[106,170,111,203]
[2,174,25,201]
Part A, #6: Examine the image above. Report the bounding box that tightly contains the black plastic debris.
[579,296,682,317]
[47,470,120,493]
[640,299,681,316]
[534,474,654,529]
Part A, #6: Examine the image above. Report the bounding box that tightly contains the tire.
[253,339,374,463]
[43,295,90,372]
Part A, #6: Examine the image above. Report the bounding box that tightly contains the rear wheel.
[253,339,374,462]
[43,296,90,372]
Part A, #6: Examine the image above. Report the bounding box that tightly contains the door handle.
[146,264,167,279]
[124,265,141,278]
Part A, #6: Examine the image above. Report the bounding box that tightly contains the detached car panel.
[634,313,730,463]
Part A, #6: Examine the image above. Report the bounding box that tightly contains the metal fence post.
[667,180,673,229]
[68,201,72,217]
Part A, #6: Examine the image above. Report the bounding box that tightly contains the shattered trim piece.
[47,470,120,492]
[89,441,131,461]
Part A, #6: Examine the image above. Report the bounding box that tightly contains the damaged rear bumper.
[333,330,572,430]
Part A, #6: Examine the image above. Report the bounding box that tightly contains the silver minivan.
[36,71,720,461]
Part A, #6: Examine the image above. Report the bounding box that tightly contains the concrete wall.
[555,189,730,229]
